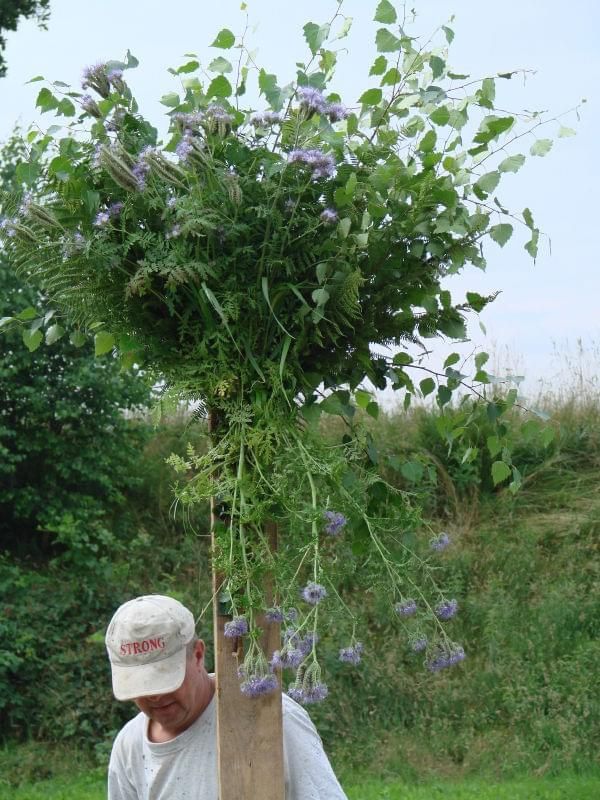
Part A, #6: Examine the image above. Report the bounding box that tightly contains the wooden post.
[209,410,285,800]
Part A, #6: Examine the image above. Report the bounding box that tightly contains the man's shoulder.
[282,692,321,739]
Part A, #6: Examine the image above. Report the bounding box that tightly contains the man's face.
[133,640,208,737]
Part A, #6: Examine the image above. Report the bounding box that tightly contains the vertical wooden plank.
[209,410,284,800]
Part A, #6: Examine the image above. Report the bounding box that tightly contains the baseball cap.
[105,595,196,701]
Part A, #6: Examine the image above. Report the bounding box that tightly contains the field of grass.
[7,770,600,800]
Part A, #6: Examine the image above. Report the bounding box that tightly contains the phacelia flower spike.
[425,642,466,672]
[395,599,417,617]
[323,509,346,533]
[435,599,458,620]
[224,615,249,638]
[430,532,451,551]
[339,642,363,665]
[301,581,327,605]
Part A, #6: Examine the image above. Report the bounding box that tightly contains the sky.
[1,0,598,400]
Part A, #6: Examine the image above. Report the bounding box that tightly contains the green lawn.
[6,772,600,800]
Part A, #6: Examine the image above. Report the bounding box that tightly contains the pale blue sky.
[1,1,598,397]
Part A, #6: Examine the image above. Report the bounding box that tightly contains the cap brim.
[111,647,187,701]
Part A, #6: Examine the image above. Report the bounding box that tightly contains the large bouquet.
[0,1,563,701]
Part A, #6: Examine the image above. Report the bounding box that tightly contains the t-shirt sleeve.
[108,727,140,800]
[282,695,348,800]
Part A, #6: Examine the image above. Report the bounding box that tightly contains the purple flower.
[320,208,339,226]
[224,616,249,638]
[286,607,298,622]
[167,195,177,209]
[270,647,304,670]
[395,599,417,617]
[240,673,278,697]
[287,686,305,703]
[80,94,102,118]
[297,86,328,116]
[82,62,110,98]
[425,643,466,672]
[301,582,327,605]
[411,636,428,653]
[176,129,194,164]
[251,110,283,126]
[302,682,328,703]
[339,642,363,665]
[430,532,450,551]
[108,202,123,217]
[298,632,319,655]
[327,102,349,122]
[287,148,336,179]
[93,210,111,228]
[265,607,284,623]
[173,112,204,131]
[166,224,181,240]
[0,217,17,238]
[107,69,125,93]
[435,599,458,620]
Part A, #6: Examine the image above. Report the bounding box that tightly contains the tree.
[0,1,51,78]
[0,132,151,559]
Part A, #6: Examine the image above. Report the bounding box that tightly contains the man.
[105,594,348,799]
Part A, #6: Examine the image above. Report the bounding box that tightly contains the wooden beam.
[209,424,285,800]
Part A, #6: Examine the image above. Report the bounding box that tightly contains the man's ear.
[194,639,205,667]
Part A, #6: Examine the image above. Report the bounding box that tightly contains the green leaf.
[56,98,75,117]
[0,316,14,329]
[359,87,382,105]
[437,385,452,406]
[442,25,454,43]
[369,55,387,76]
[366,401,379,420]
[466,292,488,312]
[525,228,540,259]
[355,389,372,409]
[487,436,502,458]
[429,56,445,80]
[418,129,437,152]
[35,87,58,112]
[523,207,535,229]
[374,0,397,23]
[337,17,353,39]
[381,67,401,86]
[22,328,43,352]
[491,460,511,486]
[160,92,180,107]
[375,28,402,52]
[208,57,233,74]
[17,306,38,321]
[69,331,87,347]
[558,125,576,138]
[211,29,235,49]
[541,427,555,448]
[401,461,424,483]
[530,138,553,157]
[94,331,115,356]
[474,171,501,196]
[312,287,330,307]
[207,75,232,98]
[338,217,351,238]
[393,352,413,366]
[420,377,435,396]
[303,22,330,55]
[45,324,65,345]
[301,403,321,427]
[489,223,513,247]
[444,352,460,368]
[176,60,200,74]
[430,106,450,126]
[498,154,526,173]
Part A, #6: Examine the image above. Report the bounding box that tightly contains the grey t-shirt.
[108,692,347,800]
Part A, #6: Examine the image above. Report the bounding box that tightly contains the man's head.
[105,595,196,701]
